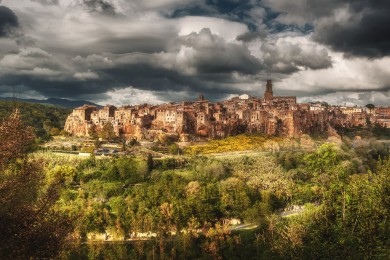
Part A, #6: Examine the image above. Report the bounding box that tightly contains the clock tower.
[264,79,273,100]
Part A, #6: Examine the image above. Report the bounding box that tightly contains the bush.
[168,144,180,154]
[81,147,94,153]
[50,127,60,136]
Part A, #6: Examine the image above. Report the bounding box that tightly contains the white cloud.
[0,47,61,72]
[276,52,390,103]
[74,71,99,80]
[102,87,166,106]
[24,67,60,77]
[299,90,390,107]
[72,54,113,68]
[176,16,249,41]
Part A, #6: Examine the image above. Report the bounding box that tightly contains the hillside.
[0,101,71,141]
[0,110,389,259]
[0,97,100,108]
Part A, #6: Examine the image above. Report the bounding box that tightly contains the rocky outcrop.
[64,114,90,136]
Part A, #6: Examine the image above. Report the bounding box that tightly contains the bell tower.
[264,79,273,100]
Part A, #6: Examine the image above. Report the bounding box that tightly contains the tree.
[71,144,78,151]
[0,101,70,140]
[0,110,35,167]
[275,119,284,137]
[366,104,375,116]
[50,127,60,136]
[304,143,342,174]
[128,138,139,146]
[100,122,116,142]
[0,110,72,258]
[159,134,178,145]
[120,139,127,152]
[168,143,180,154]
[88,124,99,140]
[147,153,154,173]
[60,129,69,136]
[220,177,250,218]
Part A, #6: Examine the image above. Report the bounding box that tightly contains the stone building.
[64,80,389,140]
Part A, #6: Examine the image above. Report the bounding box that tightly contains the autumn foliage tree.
[0,110,35,167]
[100,122,116,141]
[0,110,72,258]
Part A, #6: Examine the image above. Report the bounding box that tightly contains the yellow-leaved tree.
[0,110,72,258]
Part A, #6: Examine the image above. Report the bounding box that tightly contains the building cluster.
[64,80,390,141]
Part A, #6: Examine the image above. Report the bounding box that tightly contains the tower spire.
[264,79,273,100]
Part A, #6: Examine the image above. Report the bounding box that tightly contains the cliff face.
[64,114,89,137]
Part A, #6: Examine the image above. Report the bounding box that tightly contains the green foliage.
[159,134,178,145]
[226,155,293,203]
[71,144,78,151]
[100,122,116,141]
[192,158,226,181]
[269,158,390,259]
[168,143,180,154]
[372,124,390,139]
[50,127,60,136]
[80,146,94,153]
[0,112,72,258]
[128,138,139,146]
[47,165,77,185]
[304,143,346,174]
[0,101,71,141]
[5,130,387,259]
[276,151,306,170]
[147,153,153,172]
[60,130,70,136]
[220,177,251,217]
[335,124,390,140]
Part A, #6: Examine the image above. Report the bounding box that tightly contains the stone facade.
[64,80,390,140]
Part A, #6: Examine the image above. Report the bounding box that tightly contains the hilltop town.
[64,80,390,141]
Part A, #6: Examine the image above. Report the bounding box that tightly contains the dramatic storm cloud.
[0,0,389,105]
[263,0,390,58]
[0,5,18,37]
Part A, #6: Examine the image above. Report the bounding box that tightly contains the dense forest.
[0,101,71,141]
[0,110,389,259]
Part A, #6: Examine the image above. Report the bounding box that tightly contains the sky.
[0,0,389,106]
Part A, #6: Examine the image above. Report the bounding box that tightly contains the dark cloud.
[260,40,332,73]
[170,0,253,18]
[263,0,339,25]
[264,0,390,58]
[0,27,334,103]
[31,0,59,5]
[236,31,266,42]
[313,1,390,58]
[0,5,19,37]
[1,0,389,106]
[178,28,263,74]
[82,0,116,15]
[0,27,267,102]
[94,34,174,54]
[0,61,238,102]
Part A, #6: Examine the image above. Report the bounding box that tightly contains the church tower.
[264,79,273,100]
